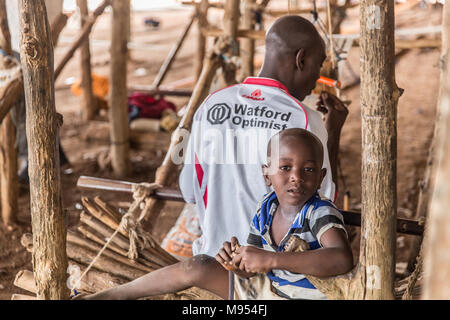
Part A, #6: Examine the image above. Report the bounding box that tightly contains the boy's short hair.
[267,128,324,166]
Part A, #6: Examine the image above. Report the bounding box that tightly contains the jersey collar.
[242,77,289,93]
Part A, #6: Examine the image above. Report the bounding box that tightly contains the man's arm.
[317,91,349,189]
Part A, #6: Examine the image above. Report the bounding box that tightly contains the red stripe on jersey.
[242,77,308,129]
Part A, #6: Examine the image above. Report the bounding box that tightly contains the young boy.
[78,128,353,300]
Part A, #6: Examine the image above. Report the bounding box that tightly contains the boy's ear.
[295,48,306,71]
[320,168,327,184]
[262,164,272,187]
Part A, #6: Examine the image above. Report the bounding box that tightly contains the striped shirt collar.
[259,191,320,250]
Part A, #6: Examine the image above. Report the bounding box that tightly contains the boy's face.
[263,136,326,208]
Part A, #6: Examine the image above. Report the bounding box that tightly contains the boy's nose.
[290,170,304,182]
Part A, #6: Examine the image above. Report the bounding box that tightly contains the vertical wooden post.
[239,0,256,81]
[223,0,240,56]
[360,0,400,299]
[0,0,18,227]
[109,0,130,177]
[194,0,209,82]
[77,0,95,121]
[423,0,450,300]
[19,0,69,299]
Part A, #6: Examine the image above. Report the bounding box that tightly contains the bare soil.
[0,2,442,299]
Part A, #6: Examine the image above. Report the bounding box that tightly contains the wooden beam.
[0,0,18,227]
[77,0,96,121]
[76,175,424,236]
[109,0,130,177]
[423,0,450,300]
[152,12,196,88]
[359,0,400,299]
[54,0,110,81]
[19,0,69,300]
[194,0,209,81]
[239,0,256,81]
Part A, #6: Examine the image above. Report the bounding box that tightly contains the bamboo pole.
[152,12,196,88]
[109,0,130,177]
[77,0,96,121]
[54,0,110,81]
[0,0,18,227]
[422,0,450,300]
[19,0,69,300]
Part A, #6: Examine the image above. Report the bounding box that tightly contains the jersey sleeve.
[178,107,204,204]
[308,204,347,247]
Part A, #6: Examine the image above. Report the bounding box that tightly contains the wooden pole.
[359,0,400,299]
[239,0,256,81]
[423,0,450,300]
[54,0,110,81]
[194,0,209,81]
[152,12,196,88]
[77,0,96,121]
[0,0,18,227]
[109,0,130,177]
[19,0,69,299]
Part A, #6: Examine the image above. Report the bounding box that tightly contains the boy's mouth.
[287,186,305,195]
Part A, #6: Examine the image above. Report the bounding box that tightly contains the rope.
[402,245,424,300]
[72,182,161,293]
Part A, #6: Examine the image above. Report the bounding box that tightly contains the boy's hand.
[215,237,240,272]
[232,246,274,274]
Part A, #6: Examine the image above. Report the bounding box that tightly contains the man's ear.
[296,48,306,71]
[262,164,272,187]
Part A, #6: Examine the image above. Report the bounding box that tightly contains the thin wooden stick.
[54,0,110,80]
[152,12,196,88]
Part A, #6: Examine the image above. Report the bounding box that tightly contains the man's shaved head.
[265,15,324,56]
[259,16,327,101]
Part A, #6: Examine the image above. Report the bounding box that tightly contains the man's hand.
[232,245,274,274]
[316,91,349,132]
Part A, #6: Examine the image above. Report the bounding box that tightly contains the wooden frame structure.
[7,0,449,300]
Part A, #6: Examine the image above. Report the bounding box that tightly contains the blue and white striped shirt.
[246,191,347,299]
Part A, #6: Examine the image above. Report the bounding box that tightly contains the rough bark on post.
[422,0,450,300]
[194,0,209,81]
[77,0,95,121]
[109,0,130,177]
[239,0,256,81]
[18,0,69,299]
[359,0,399,299]
[0,0,18,227]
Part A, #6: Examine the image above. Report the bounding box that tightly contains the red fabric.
[128,92,176,119]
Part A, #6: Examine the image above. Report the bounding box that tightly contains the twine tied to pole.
[120,182,162,260]
[73,182,161,292]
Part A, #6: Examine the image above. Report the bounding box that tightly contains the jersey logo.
[242,89,265,101]
[207,103,231,125]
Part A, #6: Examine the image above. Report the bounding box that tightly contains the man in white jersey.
[179,15,348,257]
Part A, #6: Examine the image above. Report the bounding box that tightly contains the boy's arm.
[233,228,353,277]
[269,228,353,277]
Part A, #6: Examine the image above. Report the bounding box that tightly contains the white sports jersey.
[179,77,335,257]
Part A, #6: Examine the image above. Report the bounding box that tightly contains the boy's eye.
[280,166,290,171]
[304,167,315,172]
